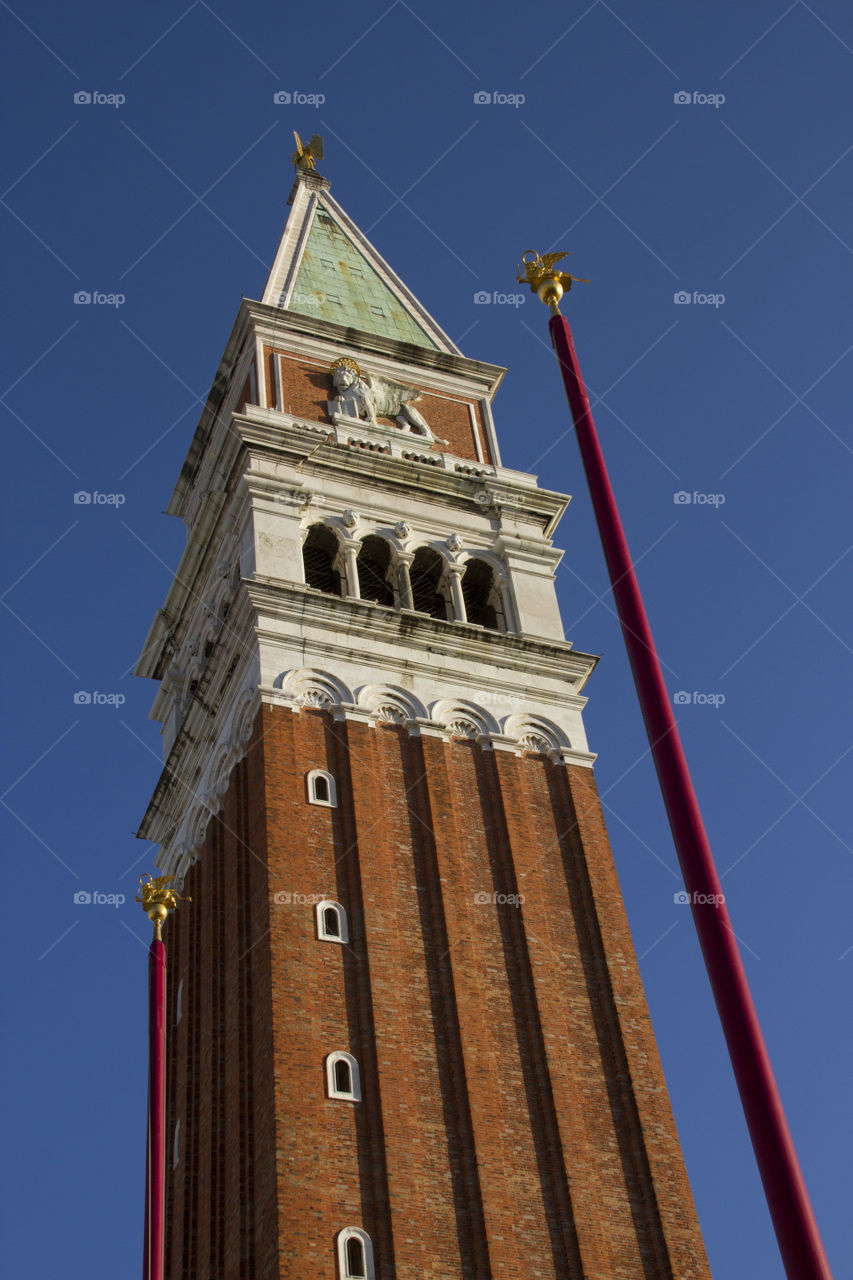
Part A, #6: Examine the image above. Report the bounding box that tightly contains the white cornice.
[244,300,505,391]
[141,623,597,883]
[247,579,597,687]
[265,329,501,405]
[233,411,564,519]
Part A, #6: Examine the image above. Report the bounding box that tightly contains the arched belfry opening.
[302,524,342,596]
[410,547,451,620]
[461,558,505,631]
[356,536,395,607]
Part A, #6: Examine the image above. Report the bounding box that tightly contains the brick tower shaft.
[136,162,711,1280]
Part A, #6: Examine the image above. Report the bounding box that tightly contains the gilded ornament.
[291,131,324,173]
[136,873,190,939]
[516,250,588,315]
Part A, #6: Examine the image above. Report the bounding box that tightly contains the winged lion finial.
[516,249,589,314]
[136,873,191,938]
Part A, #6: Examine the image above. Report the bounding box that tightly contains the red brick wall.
[261,348,491,463]
[558,765,711,1277]
[163,705,709,1280]
[163,714,277,1280]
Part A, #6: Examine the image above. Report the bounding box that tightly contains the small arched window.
[303,524,343,596]
[307,770,337,808]
[337,1228,374,1280]
[410,547,451,619]
[316,899,348,944]
[326,1051,361,1101]
[334,1059,352,1092]
[461,558,505,631]
[356,536,395,607]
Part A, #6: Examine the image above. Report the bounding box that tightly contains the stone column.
[446,563,467,623]
[341,540,361,598]
[396,552,415,610]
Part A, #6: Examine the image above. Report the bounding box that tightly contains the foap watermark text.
[290,290,325,308]
[674,290,725,307]
[673,690,726,708]
[474,91,525,107]
[272,891,331,905]
[74,290,126,307]
[673,490,725,507]
[674,90,725,108]
[74,90,125,107]
[74,890,126,907]
[474,891,524,906]
[74,690,126,707]
[674,890,725,906]
[74,490,126,506]
[470,688,523,707]
[273,90,325,106]
[474,290,525,307]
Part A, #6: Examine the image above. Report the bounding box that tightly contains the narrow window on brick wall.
[316,899,348,944]
[337,1228,374,1280]
[175,977,183,1026]
[172,1119,181,1169]
[326,1051,361,1101]
[307,769,337,808]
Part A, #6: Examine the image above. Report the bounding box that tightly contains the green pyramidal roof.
[286,203,439,349]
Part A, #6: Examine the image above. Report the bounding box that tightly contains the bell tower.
[136,156,711,1280]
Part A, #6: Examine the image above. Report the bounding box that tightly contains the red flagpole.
[539,281,831,1279]
[138,874,186,1280]
[144,934,167,1280]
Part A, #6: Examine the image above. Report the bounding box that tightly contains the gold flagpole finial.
[517,250,589,315]
[136,874,190,941]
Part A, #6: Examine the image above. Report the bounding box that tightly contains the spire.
[262,145,459,354]
[286,202,441,347]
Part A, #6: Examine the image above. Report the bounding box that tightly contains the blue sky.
[1,2,851,1276]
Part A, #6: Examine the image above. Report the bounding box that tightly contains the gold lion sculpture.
[136,873,190,935]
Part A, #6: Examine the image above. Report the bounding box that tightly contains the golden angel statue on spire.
[291,131,324,173]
